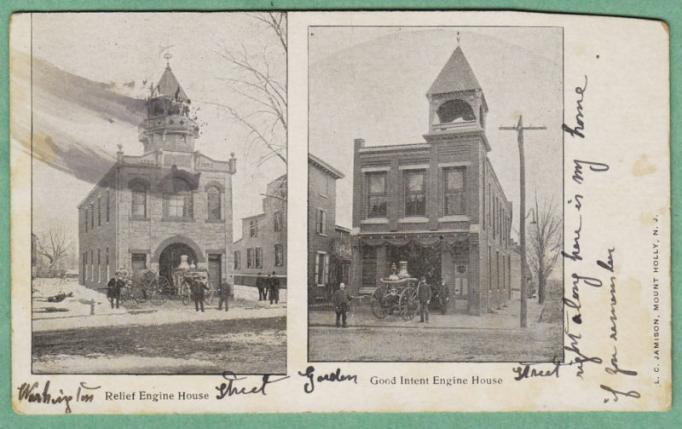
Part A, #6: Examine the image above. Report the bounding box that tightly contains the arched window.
[164,177,193,219]
[207,186,222,221]
[436,99,476,123]
[130,181,148,219]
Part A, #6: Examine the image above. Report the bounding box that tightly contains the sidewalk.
[32,278,286,333]
[309,294,548,331]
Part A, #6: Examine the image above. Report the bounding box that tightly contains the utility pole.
[499,115,546,328]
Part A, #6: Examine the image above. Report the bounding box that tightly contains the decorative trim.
[439,215,471,222]
[438,161,472,168]
[398,164,429,171]
[398,216,430,224]
[361,218,389,225]
[360,166,390,173]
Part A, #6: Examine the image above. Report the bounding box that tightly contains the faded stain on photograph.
[18,12,287,374]
[307,26,563,362]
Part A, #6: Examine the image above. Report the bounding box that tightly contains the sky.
[24,12,286,243]
[308,26,563,236]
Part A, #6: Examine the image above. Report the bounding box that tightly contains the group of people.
[255,271,281,304]
[330,276,435,328]
[105,270,233,313]
[187,277,233,313]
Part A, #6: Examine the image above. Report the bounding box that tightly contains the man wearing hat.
[331,283,352,328]
[107,271,124,309]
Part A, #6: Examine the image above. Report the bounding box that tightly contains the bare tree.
[36,228,72,273]
[527,195,562,304]
[210,12,287,167]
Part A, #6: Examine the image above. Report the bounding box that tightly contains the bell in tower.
[425,34,489,141]
[138,53,200,154]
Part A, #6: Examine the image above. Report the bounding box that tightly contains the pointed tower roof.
[427,46,481,96]
[156,64,189,101]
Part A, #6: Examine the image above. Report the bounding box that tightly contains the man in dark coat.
[331,283,352,328]
[256,272,266,301]
[218,280,233,312]
[107,272,124,309]
[268,271,280,305]
[189,276,209,312]
[416,276,432,323]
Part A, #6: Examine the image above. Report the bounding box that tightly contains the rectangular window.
[97,249,101,282]
[90,250,93,281]
[366,172,387,218]
[488,184,492,228]
[316,209,326,235]
[105,247,110,280]
[131,253,146,273]
[233,251,240,270]
[443,167,465,216]
[246,248,254,268]
[83,252,87,283]
[482,165,486,230]
[255,247,263,269]
[315,252,328,286]
[97,197,102,226]
[166,195,185,218]
[84,208,88,232]
[274,211,282,232]
[404,170,426,217]
[249,219,258,238]
[275,244,284,267]
[106,191,110,222]
[90,205,94,229]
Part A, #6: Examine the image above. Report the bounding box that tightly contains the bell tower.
[138,54,200,154]
[425,35,489,149]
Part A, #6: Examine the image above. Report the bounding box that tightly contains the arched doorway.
[159,243,197,287]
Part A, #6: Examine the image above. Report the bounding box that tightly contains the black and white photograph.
[21,12,288,374]
[307,26,564,362]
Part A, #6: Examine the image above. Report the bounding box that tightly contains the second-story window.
[316,209,326,235]
[84,208,88,232]
[233,251,240,270]
[131,183,147,219]
[404,170,426,217]
[274,244,284,267]
[164,177,193,219]
[106,191,110,222]
[249,219,258,237]
[274,211,282,232]
[90,204,95,229]
[97,196,102,226]
[207,186,222,221]
[444,167,466,216]
[366,172,387,218]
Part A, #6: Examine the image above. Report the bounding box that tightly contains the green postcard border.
[0,1,678,427]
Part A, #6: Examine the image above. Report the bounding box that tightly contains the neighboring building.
[350,45,513,315]
[78,61,237,291]
[233,175,287,287]
[308,154,346,302]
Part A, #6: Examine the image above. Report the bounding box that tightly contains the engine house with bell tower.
[350,40,513,315]
[78,56,237,292]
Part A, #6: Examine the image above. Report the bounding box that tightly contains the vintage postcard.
[10,11,670,414]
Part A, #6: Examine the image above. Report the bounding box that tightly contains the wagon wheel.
[440,285,450,314]
[370,289,388,319]
[133,280,148,304]
[150,276,169,306]
[399,287,417,321]
[204,287,215,305]
[181,279,191,305]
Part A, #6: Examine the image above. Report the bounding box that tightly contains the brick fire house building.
[351,45,513,315]
[78,61,237,290]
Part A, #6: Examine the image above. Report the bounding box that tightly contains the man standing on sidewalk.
[190,276,209,312]
[218,279,233,312]
[416,276,431,323]
[256,272,266,301]
[269,271,280,305]
[332,283,352,328]
[107,271,123,309]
